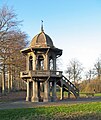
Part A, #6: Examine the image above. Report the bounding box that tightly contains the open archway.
[36,55,44,70]
[29,56,33,70]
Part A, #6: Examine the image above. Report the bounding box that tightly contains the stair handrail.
[62,75,79,93]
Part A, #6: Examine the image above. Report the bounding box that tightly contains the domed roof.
[30,31,54,48]
[30,21,54,48]
[21,23,62,56]
[30,23,54,47]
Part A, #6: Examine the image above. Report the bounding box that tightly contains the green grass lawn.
[1,102,101,120]
[94,93,101,97]
[57,91,101,98]
[80,92,101,97]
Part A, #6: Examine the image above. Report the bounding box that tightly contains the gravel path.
[0,97,101,110]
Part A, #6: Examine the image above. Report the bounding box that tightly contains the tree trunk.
[2,65,6,94]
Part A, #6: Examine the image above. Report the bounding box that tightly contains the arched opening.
[49,56,54,70]
[49,56,57,71]
[36,55,44,70]
[29,56,33,70]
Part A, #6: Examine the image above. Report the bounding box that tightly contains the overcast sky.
[0,0,101,73]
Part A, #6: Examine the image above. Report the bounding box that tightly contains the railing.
[20,71,31,78]
[20,70,62,78]
[62,75,79,93]
[32,70,50,77]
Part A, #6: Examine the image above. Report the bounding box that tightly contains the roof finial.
[41,20,44,32]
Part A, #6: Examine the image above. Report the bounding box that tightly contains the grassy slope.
[0,102,101,120]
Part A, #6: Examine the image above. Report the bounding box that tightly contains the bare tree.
[65,66,72,81]
[94,57,101,80]
[85,69,95,82]
[0,5,28,93]
[65,58,83,84]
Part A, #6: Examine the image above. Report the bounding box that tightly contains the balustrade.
[20,70,62,78]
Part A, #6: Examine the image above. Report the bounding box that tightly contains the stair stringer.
[57,75,79,98]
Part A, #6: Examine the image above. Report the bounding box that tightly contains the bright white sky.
[0,0,101,75]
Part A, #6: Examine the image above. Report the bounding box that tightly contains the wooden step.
[57,75,79,98]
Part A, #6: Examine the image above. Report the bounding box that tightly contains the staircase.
[57,75,79,99]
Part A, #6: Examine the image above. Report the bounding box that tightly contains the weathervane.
[41,20,44,32]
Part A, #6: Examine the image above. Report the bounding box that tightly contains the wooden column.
[43,81,50,102]
[44,54,49,70]
[38,82,41,101]
[31,81,39,102]
[68,86,70,99]
[26,55,29,71]
[26,79,29,101]
[60,85,64,100]
[53,56,56,71]
[33,54,36,70]
[52,81,57,101]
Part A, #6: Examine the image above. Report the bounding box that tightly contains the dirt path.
[0,97,101,110]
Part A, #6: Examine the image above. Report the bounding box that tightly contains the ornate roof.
[21,22,62,56]
[30,31,54,48]
[30,21,54,48]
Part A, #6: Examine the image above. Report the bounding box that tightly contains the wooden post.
[60,85,64,100]
[26,55,29,71]
[44,81,50,102]
[26,79,29,101]
[52,81,57,101]
[31,81,39,102]
[68,86,70,99]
